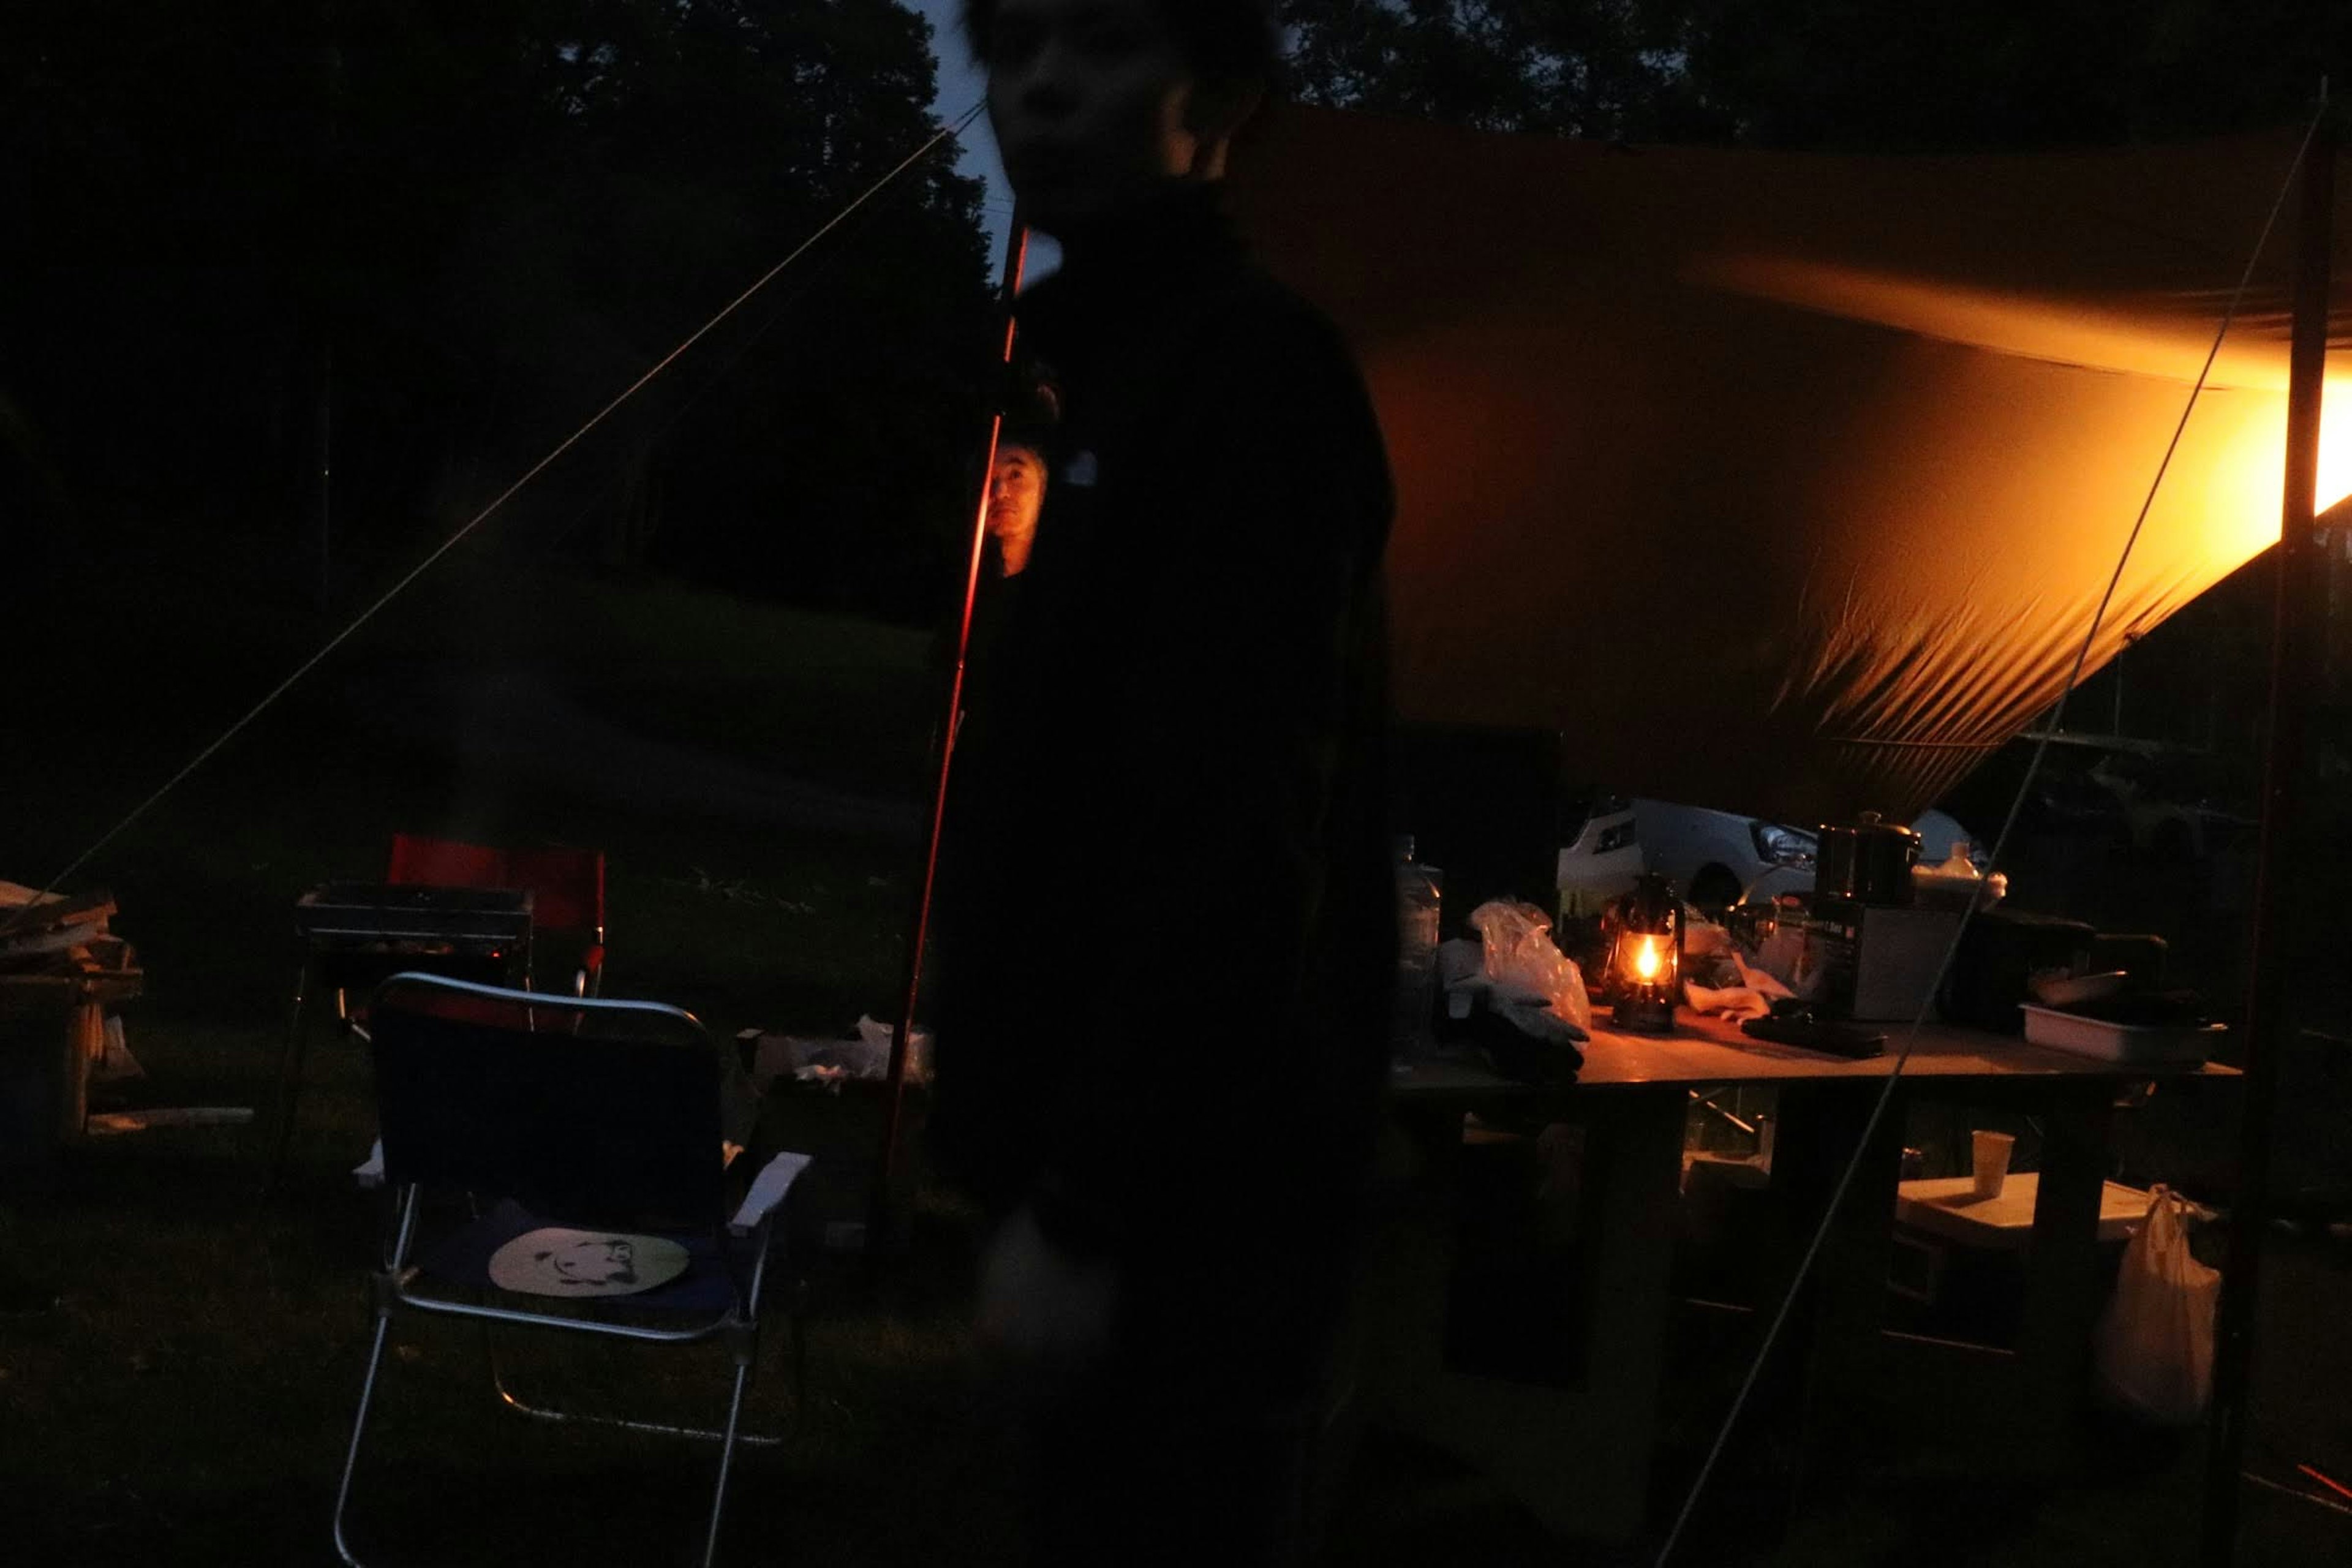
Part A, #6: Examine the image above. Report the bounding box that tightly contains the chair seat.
[418,1199,756,1319]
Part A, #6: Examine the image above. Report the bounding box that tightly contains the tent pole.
[2200,111,2334,1567]
[870,216,1031,1251]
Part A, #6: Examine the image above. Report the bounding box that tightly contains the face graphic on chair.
[540,1236,639,1289]
[489,1226,691,1297]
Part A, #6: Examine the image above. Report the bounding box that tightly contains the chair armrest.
[728,1151,813,1238]
[354,1137,386,1191]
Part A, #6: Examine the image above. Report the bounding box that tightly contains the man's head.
[963,0,1276,235]
[986,443,1047,574]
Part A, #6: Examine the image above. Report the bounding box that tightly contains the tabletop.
[1395,1008,2238,1099]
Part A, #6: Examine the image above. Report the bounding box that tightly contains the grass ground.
[4,540,2349,1565]
[3,540,981,1562]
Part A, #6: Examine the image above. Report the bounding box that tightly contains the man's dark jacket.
[930,187,1396,1380]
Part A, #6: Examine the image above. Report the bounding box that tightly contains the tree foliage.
[1,1,993,615]
[1673,0,2352,149]
[1279,1,1705,140]
[1278,1,2352,148]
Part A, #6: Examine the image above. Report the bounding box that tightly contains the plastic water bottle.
[1394,836,1444,1060]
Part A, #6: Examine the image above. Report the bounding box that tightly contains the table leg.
[2016,1085,2115,1463]
[1368,1087,1684,1544]
[266,960,311,1192]
[1754,1082,1906,1510]
[1569,1086,1688,1523]
[1800,1084,1907,1406]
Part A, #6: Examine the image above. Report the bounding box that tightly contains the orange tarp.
[1226,107,2352,821]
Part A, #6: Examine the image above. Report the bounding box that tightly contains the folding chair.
[333,973,808,1568]
[388,832,608,996]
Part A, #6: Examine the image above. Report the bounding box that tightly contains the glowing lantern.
[1607,872,1683,1034]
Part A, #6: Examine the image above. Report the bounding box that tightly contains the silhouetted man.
[930,2,1396,1563]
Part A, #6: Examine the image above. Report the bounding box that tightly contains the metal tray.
[2019,1003,2224,1065]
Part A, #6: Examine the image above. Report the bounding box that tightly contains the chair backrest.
[502,845,605,939]
[386,832,508,891]
[366,973,722,1228]
[388,833,606,940]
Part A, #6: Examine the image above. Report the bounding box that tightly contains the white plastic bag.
[1467,900,1592,1031]
[2092,1183,2218,1426]
[744,1015,932,1093]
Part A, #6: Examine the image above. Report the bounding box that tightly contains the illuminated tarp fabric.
[1223,107,2352,823]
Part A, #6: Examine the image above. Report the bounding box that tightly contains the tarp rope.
[1654,96,2331,1565]
[0,100,985,941]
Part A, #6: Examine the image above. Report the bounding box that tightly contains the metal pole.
[317,343,333,614]
[2201,111,2334,1568]
[2115,630,2143,737]
[315,17,341,616]
[870,216,1031,1246]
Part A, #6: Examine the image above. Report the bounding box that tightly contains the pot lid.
[1823,810,1921,840]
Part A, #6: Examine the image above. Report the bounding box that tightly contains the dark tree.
[1277,1,2352,148]
[1279,0,1704,139]
[1673,0,2352,149]
[0,0,993,614]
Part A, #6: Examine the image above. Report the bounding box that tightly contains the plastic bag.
[744,1015,932,1093]
[1468,899,1592,1031]
[1684,954,1797,1022]
[2092,1183,2218,1426]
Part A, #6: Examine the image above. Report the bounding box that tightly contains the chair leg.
[331,1310,394,1568]
[481,1322,786,1446]
[790,1281,810,1409]
[701,1361,753,1568]
[266,964,312,1193]
[481,1324,574,1428]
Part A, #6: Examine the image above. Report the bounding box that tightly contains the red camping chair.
[271,838,610,1191]
[503,846,607,997]
[387,833,608,997]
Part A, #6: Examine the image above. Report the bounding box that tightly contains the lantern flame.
[1634,937,1662,982]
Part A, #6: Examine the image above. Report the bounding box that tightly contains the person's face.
[981,0,1206,232]
[987,447,1045,539]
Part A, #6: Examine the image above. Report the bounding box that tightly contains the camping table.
[1379,1012,2236,1543]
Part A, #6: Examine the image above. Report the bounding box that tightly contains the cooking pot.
[1814,811,1920,907]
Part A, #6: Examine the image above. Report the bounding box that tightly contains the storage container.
[2019,1003,2223,1065]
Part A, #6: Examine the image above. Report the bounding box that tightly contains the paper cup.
[1972,1130,2015,1199]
